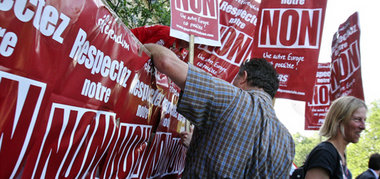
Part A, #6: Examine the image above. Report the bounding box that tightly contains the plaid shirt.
[178,65,295,178]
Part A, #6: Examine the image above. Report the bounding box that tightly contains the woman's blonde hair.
[319,96,367,139]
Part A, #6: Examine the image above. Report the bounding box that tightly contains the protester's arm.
[144,43,188,89]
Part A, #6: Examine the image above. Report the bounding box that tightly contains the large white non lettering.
[198,25,252,66]
[330,41,360,93]
[308,84,330,107]
[174,0,217,19]
[258,8,322,49]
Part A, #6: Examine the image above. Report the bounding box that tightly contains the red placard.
[252,0,327,101]
[330,12,364,101]
[170,0,220,46]
[0,0,186,178]
[305,63,331,130]
[192,0,260,82]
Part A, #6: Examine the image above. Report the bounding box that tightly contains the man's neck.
[244,86,263,91]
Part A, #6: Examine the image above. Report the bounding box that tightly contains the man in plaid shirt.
[145,44,295,178]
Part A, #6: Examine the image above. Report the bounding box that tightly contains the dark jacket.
[356,169,378,179]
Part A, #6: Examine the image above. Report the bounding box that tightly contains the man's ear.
[241,71,248,84]
[235,71,248,87]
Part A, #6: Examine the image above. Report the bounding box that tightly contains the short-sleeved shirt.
[177,64,295,178]
[305,141,352,179]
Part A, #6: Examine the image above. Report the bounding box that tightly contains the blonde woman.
[304,96,367,179]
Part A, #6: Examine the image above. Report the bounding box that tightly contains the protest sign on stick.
[170,0,221,65]
[169,0,221,131]
[170,0,221,47]
[191,0,261,83]
[305,63,331,130]
[251,0,328,101]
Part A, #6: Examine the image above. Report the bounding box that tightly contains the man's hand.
[144,43,188,89]
[180,126,194,148]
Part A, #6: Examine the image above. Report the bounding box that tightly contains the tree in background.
[106,0,170,29]
[293,100,380,177]
[293,132,320,167]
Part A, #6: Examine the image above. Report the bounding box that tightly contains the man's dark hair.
[238,58,279,98]
[369,153,380,170]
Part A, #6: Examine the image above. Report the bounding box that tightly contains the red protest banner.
[192,0,260,82]
[330,12,364,101]
[0,0,186,178]
[170,0,221,46]
[252,0,327,101]
[101,68,187,179]
[305,63,331,130]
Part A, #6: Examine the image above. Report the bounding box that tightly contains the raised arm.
[144,43,188,89]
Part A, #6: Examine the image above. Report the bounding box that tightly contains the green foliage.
[106,0,170,29]
[292,132,320,167]
[293,100,380,177]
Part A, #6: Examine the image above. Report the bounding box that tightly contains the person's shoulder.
[307,142,339,164]
[315,141,336,151]
[356,169,377,179]
[247,89,272,104]
[310,142,338,159]
[304,142,340,176]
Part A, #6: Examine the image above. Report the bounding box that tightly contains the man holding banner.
[144,43,295,178]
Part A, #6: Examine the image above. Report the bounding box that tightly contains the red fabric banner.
[0,0,186,178]
[330,12,364,101]
[305,63,331,130]
[131,25,177,48]
[252,0,327,101]
[191,0,260,82]
[170,0,220,46]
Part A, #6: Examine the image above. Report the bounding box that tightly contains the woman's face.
[342,106,367,143]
